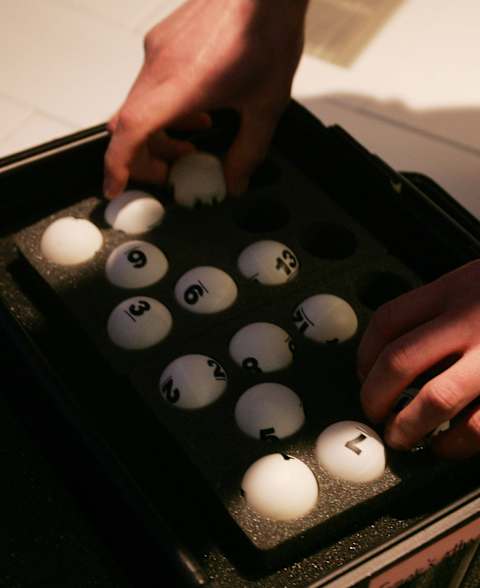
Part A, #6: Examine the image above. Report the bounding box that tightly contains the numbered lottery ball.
[315,421,385,483]
[229,323,294,373]
[241,454,318,521]
[293,294,358,343]
[238,240,299,285]
[235,383,304,440]
[40,217,103,265]
[169,152,226,208]
[104,190,165,234]
[106,241,168,288]
[175,266,237,314]
[159,354,227,410]
[107,296,172,350]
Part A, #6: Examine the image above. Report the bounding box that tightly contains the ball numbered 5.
[175,267,237,314]
[107,296,172,350]
[238,240,299,285]
[229,322,294,373]
[235,383,305,440]
[106,241,168,288]
[159,354,227,410]
[293,294,358,343]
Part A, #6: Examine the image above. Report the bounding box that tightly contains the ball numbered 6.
[293,294,358,343]
[159,354,227,409]
[106,241,168,288]
[175,266,237,314]
[238,240,299,285]
[107,297,172,350]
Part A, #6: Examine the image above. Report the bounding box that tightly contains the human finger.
[357,278,448,381]
[432,403,480,459]
[360,313,468,423]
[384,349,480,450]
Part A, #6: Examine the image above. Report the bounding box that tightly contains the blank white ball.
[107,296,172,350]
[238,240,299,285]
[315,421,386,483]
[159,354,227,410]
[106,241,168,288]
[229,322,294,373]
[235,383,304,440]
[241,454,318,521]
[40,217,103,265]
[293,294,358,343]
[175,266,237,314]
[104,190,165,234]
[169,152,226,208]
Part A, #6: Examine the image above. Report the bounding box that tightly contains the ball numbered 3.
[235,383,305,440]
[175,266,237,314]
[315,421,386,483]
[238,240,299,285]
[241,454,318,521]
[107,296,172,350]
[106,241,168,288]
[293,294,358,343]
[159,354,227,409]
[104,190,165,234]
[229,322,294,373]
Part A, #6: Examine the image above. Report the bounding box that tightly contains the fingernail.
[103,176,116,199]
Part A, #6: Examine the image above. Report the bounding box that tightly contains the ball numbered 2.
[238,240,299,285]
[107,296,172,350]
[159,354,227,409]
[175,266,237,314]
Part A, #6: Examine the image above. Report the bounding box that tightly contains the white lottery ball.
[104,190,165,234]
[241,454,318,521]
[315,421,386,483]
[169,152,226,208]
[40,217,103,265]
[175,266,237,314]
[235,383,304,440]
[106,241,168,288]
[229,322,294,373]
[159,354,227,410]
[107,296,172,350]
[238,240,299,285]
[293,294,358,343]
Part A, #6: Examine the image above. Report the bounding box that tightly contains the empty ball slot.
[234,198,290,233]
[248,158,282,190]
[300,221,357,260]
[357,271,412,310]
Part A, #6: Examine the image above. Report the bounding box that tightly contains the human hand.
[357,259,480,459]
[103,0,308,198]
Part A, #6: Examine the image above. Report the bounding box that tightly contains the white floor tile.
[0,95,32,142]
[0,113,74,158]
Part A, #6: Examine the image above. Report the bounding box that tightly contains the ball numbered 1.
[229,322,294,373]
[159,354,227,409]
[238,240,299,285]
[241,454,318,521]
[293,294,358,343]
[235,383,304,440]
[175,266,237,314]
[106,241,168,288]
[104,190,165,234]
[315,421,386,483]
[107,296,172,350]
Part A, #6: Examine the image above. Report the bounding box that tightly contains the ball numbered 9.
[238,240,299,285]
[241,454,318,521]
[104,190,165,234]
[159,354,227,409]
[175,266,237,314]
[107,296,172,350]
[229,322,294,373]
[293,294,358,343]
[106,241,168,288]
[315,421,386,483]
[235,383,304,440]
[169,152,226,208]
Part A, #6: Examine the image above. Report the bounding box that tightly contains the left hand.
[357,259,480,459]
